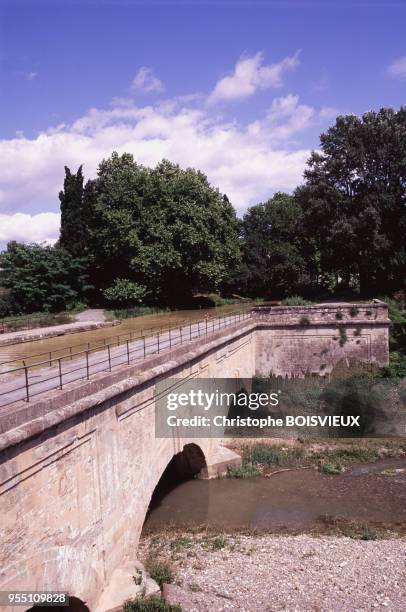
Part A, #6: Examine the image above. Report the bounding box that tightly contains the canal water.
[0,304,246,368]
[143,458,406,534]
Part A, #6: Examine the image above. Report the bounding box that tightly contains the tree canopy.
[295,107,406,295]
[68,153,241,305]
[237,192,305,298]
[0,242,89,313]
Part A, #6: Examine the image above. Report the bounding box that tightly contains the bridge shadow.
[145,443,207,519]
[26,596,89,611]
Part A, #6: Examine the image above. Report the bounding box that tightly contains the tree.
[295,107,406,296]
[59,165,88,258]
[238,193,305,298]
[82,153,240,305]
[0,242,89,313]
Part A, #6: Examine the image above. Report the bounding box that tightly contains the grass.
[282,296,312,306]
[144,557,175,588]
[243,443,305,467]
[106,306,170,320]
[226,441,388,479]
[320,462,343,475]
[123,596,181,612]
[228,462,260,478]
[0,311,73,332]
[320,516,381,540]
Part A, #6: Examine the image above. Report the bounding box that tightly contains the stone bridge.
[0,304,389,610]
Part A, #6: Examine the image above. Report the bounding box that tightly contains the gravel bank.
[140,534,406,611]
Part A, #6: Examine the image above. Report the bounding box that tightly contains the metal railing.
[0,309,252,407]
[0,318,214,370]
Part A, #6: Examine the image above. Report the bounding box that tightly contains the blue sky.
[0,0,405,244]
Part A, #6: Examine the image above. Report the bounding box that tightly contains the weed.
[210,535,227,550]
[228,463,260,478]
[282,296,311,306]
[320,462,343,475]
[339,328,348,346]
[299,315,311,326]
[335,311,343,320]
[170,537,193,552]
[123,596,181,612]
[144,557,174,588]
[350,306,359,317]
[189,583,202,592]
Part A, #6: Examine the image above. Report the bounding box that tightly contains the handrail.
[0,309,253,407]
[0,307,250,369]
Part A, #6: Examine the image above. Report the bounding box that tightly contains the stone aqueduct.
[0,304,389,610]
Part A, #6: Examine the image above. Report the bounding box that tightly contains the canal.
[0,303,248,368]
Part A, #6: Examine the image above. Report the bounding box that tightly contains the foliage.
[144,557,174,588]
[295,107,406,296]
[82,153,240,305]
[282,295,311,306]
[236,192,306,298]
[123,596,181,612]
[59,165,89,259]
[320,462,342,475]
[105,306,169,320]
[228,462,260,478]
[103,278,147,305]
[0,242,90,314]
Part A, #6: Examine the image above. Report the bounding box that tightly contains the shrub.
[228,463,260,478]
[335,311,343,320]
[144,558,174,588]
[123,596,181,612]
[299,315,311,326]
[350,306,359,317]
[320,462,342,475]
[282,296,311,306]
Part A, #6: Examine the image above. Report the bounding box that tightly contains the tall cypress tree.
[59,165,87,257]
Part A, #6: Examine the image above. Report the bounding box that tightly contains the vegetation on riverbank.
[227,439,406,478]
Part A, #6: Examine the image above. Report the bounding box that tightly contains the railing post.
[70,346,73,360]
[24,362,29,402]
[205,318,208,336]
[126,340,130,365]
[180,326,183,345]
[157,332,160,353]
[58,358,63,389]
[169,328,172,348]
[108,345,112,371]
[86,351,90,379]
[189,322,192,340]
[143,335,146,358]
[49,351,52,367]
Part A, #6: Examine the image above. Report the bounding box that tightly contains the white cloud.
[131,67,164,93]
[207,51,300,105]
[0,212,60,244]
[247,94,315,143]
[0,51,335,245]
[0,98,312,222]
[25,71,38,81]
[388,56,406,79]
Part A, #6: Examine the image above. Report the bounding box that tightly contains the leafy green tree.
[103,278,147,306]
[83,153,240,305]
[0,242,89,313]
[59,165,89,258]
[237,193,305,298]
[295,107,406,296]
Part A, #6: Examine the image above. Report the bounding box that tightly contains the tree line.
[0,106,405,315]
